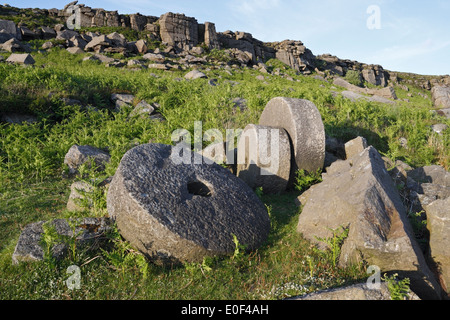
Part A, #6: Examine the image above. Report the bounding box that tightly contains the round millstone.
[259,97,326,174]
[237,124,291,194]
[107,143,270,264]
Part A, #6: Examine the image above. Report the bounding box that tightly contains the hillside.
[0,2,449,302]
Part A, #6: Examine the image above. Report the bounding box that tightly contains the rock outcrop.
[431,86,450,109]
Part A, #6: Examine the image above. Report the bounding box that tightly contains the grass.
[0,40,449,300]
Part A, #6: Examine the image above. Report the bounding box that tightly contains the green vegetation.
[344,70,363,87]
[0,39,449,300]
[382,273,411,300]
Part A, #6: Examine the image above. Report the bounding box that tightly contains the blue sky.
[9,0,450,75]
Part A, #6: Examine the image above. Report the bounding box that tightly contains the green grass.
[0,43,449,300]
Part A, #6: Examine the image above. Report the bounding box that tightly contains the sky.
[8,0,450,75]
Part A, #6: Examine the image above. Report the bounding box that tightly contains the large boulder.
[296,146,443,299]
[431,86,450,108]
[259,97,325,175]
[0,19,21,40]
[107,143,271,264]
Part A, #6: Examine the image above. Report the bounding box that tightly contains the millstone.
[236,124,291,194]
[259,97,325,174]
[107,143,270,264]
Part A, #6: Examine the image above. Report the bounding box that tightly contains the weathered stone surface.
[67,181,94,212]
[159,12,199,50]
[237,124,291,194]
[107,143,270,264]
[85,34,111,51]
[340,90,394,104]
[111,93,134,104]
[288,282,420,300]
[129,100,155,119]
[0,19,20,39]
[362,66,388,87]
[89,53,115,63]
[1,38,29,53]
[143,52,165,63]
[345,136,368,159]
[259,97,325,174]
[297,146,443,299]
[436,108,450,119]
[204,22,220,49]
[56,29,79,41]
[273,40,316,73]
[333,78,397,102]
[64,144,111,176]
[67,46,84,54]
[41,26,56,40]
[432,123,448,135]
[12,218,112,264]
[431,86,450,108]
[426,197,450,295]
[185,69,207,80]
[135,39,148,54]
[408,165,450,187]
[6,53,35,64]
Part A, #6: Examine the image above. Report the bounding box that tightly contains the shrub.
[345,70,363,87]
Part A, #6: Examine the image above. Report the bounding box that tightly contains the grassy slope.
[0,43,449,300]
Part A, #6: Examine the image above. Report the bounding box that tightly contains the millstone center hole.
[188,180,212,197]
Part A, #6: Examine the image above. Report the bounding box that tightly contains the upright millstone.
[236,124,291,194]
[259,97,326,175]
[107,143,271,265]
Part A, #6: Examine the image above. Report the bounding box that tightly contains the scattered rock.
[1,113,37,124]
[12,218,112,265]
[64,144,111,176]
[231,97,247,112]
[297,146,443,299]
[185,69,207,80]
[66,47,84,54]
[142,52,165,63]
[111,93,135,104]
[431,124,448,135]
[129,100,155,118]
[135,39,148,54]
[237,124,291,194]
[288,282,420,300]
[436,108,450,119]
[107,143,270,265]
[1,38,30,52]
[5,53,35,64]
[259,97,326,174]
[66,181,94,212]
